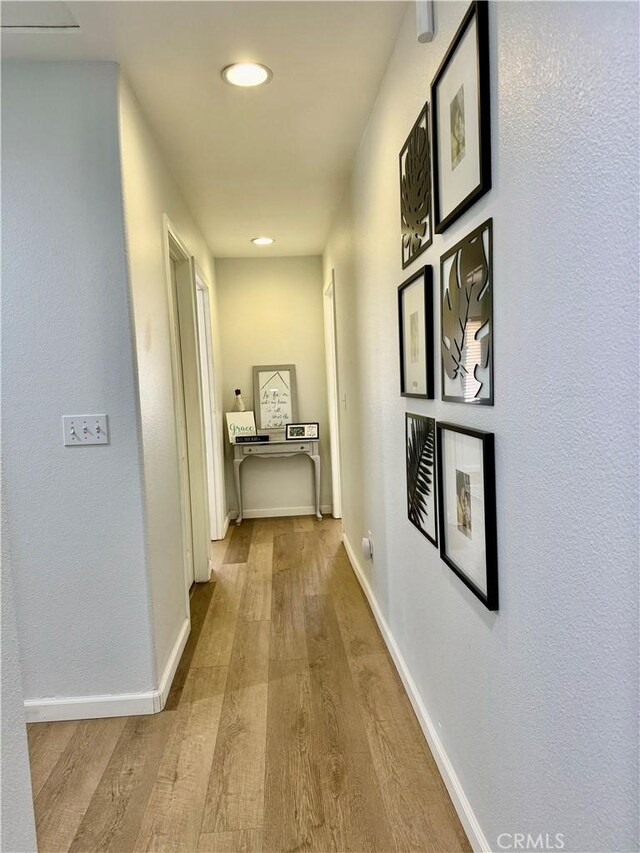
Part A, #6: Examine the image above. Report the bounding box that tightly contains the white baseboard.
[222,513,231,538]
[229,504,332,520]
[24,617,190,723]
[153,616,190,712]
[342,533,490,853]
[24,691,157,722]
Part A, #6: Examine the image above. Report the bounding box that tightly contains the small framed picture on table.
[285,423,319,440]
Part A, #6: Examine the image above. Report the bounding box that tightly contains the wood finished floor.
[28,517,470,853]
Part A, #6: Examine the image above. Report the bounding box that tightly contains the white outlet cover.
[63,414,109,446]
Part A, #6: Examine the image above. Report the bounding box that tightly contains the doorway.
[164,217,211,591]
[323,270,343,518]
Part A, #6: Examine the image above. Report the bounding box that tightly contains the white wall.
[1,518,37,853]
[323,3,639,851]
[118,75,225,675]
[216,256,332,516]
[2,63,155,704]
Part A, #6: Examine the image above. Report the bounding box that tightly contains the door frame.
[162,215,211,599]
[323,270,343,518]
[163,217,194,603]
[195,270,227,540]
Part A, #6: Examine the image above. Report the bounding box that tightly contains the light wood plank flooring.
[28,517,470,853]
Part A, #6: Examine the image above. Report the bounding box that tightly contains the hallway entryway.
[27,518,468,853]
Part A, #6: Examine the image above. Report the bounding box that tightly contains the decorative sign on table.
[225,411,256,444]
[286,422,319,440]
[252,364,298,430]
[235,434,270,444]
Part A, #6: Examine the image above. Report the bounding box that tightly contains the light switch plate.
[63,414,109,446]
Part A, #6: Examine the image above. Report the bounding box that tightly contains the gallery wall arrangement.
[398,0,498,612]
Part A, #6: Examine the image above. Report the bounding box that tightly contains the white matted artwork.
[436,21,480,219]
[431,1,491,233]
[226,411,256,443]
[252,364,298,430]
[436,421,498,610]
[398,266,434,399]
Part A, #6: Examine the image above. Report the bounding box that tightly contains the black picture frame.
[398,266,435,399]
[436,421,498,610]
[431,0,491,234]
[440,218,493,405]
[285,422,319,441]
[406,413,438,547]
[399,100,433,268]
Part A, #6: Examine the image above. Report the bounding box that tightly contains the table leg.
[233,457,243,525]
[311,454,322,521]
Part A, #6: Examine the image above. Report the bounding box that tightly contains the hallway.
[27,517,469,853]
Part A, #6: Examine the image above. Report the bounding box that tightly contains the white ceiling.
[1,1,407,256]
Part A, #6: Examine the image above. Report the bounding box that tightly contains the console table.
[232,438,322,525]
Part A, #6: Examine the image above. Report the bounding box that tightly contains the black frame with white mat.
[436,421,498,610]
[398,266,435,399]
[285,422,319,441]
[431,0,491,233]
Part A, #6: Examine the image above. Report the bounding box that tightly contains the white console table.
[232,438,322,525]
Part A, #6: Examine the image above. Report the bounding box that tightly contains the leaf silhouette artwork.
[406,413,437,546]
[400,103,432,268]
[441,219,493,404]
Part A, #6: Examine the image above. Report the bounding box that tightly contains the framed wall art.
[436,421,498,610]
[252,364,298,430]
[431,0,491,233]
[399,101,432,268]
[406,413,437,547]
[398,266,434,399]
[286,422,319,440]
[441,218,493,404]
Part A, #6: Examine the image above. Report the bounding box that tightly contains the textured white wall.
[118,75,224,675]
[216,257,332,516]
[2,63,155,700]
[0,528,37,852]
[324,2,639,851]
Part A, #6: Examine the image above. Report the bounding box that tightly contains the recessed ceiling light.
[251,236,275,246]
[222,63,272,88]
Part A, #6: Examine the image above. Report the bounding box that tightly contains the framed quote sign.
[252,364,298,430]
